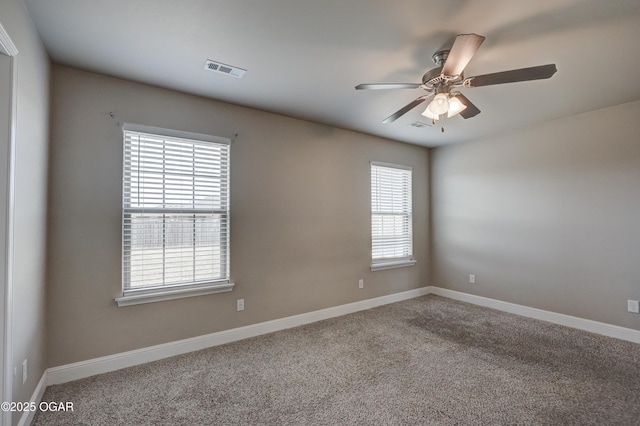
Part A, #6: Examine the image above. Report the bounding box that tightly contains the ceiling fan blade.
[442,33,485,77]
[382,94,432,124]
[466,64,557,87]
[355,83,421,90]
[455,93,481,119]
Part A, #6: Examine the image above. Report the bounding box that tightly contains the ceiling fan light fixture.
[427,93,450,115]
[447,95,467,118]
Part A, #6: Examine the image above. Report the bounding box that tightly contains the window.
[116,124,233,306]
[370,162,416,271]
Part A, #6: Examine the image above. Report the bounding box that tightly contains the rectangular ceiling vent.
[408,121,432,128]
[204,60,246,78]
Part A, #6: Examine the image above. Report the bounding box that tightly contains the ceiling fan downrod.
[432,50,449,66]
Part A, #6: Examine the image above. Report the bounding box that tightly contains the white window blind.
[122,127,230,293]
[371,162,413,264]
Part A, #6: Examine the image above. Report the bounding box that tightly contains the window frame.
[370,161,416,271]
[115,123,234,307]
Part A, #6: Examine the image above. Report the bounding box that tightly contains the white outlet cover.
[628,300,639,314]
[237,299,245,311]
[469,274,475,284]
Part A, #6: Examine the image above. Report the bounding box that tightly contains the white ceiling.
[23,0,640,147]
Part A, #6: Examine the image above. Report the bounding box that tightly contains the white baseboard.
[17,371,47,426]
[47,287,431,385]
[430,287,640,344]
[45,285,639,389]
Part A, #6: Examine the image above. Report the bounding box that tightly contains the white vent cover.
[408,121,432,128]
[204,60,246,78]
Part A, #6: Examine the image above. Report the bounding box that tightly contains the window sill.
[370,259,416,271]
[115,282,235,307]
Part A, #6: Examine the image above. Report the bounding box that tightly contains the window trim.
[370,259,416,272]
[370,161,415,271]
[117,123,233,306]
[115,281,234,307]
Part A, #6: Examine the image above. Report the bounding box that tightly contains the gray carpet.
[33,295,640,425]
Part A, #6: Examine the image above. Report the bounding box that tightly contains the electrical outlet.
[237,298,244,311]
[469,274,476,284]
[628,300,639,314]
[22,359,27,384]
[358,279,364,289]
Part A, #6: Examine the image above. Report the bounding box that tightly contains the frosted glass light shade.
[427,93,449,115]
[421,107,440,120]
[447,96,467,118]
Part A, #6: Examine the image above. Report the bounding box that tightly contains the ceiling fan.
[356,33,557,125]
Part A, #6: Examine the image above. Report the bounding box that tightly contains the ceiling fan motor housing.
[422,67,444,87]
[422,66,463,91]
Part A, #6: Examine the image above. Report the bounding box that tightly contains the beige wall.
[0,0,50,423]
[431,100,640,330]
[47,65,430,367]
